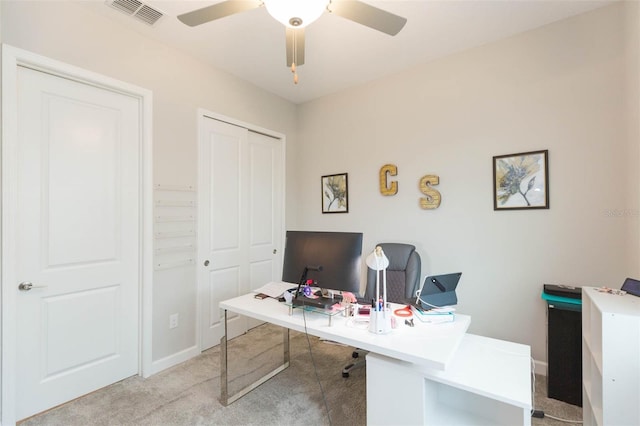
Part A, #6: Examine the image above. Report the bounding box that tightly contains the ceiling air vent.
[106,0,164,26]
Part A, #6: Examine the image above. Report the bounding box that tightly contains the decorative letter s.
[379,164,398,196]
[419,175,441,209]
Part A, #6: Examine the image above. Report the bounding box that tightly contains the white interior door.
[199,116,283,350]
[14,66,141,420]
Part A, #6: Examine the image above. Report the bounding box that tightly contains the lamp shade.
[263,0,328,28]
[366,246,389,271]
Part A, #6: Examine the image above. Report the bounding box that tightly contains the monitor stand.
[291,295,338,310]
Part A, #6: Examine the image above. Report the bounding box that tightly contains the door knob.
[204,260,210,266]
[18,281,47,291]
[273,249,277,254]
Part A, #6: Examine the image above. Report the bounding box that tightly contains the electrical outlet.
[169,313,179,329]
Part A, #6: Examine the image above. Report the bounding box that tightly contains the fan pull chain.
[291,30,299,84]
[291,62,298,84]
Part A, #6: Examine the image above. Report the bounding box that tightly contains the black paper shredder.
[541,284,582,407]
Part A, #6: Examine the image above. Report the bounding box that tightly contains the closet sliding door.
[198,114,284,349]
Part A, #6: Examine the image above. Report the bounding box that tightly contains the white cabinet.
[582,287,640,426]
[367,334,532,426]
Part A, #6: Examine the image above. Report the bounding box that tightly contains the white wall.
[625,1,640,268]
[296,2,639,365]
[0,1,298,365]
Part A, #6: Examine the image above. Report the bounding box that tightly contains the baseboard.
[532,358,548,376]
[148,345,200,376]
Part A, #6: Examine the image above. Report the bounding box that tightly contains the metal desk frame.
[220,309,290,406]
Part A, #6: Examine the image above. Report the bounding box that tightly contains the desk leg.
[283,325,290,365]
[220,309,230,405]
[219,309,291,406]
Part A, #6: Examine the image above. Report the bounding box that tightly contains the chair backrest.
[363,243,421,304]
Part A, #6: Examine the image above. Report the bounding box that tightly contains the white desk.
[220,294,470,370]
[219,294,531,425]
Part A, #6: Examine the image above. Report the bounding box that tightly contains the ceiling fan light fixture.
[263,0,328,28]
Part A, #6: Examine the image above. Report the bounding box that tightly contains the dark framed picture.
[322,173,349,213]
[493,150,549,210]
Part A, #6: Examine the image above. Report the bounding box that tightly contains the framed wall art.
[322,173,349,213]
[493,150,549,210]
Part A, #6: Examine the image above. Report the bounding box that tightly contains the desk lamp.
[366,246,392,334]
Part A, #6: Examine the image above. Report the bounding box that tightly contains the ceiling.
[83,0,615,104]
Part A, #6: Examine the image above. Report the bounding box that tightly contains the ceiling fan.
[177,0,407,83]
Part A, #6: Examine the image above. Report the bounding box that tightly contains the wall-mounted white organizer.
[153,184,196,270]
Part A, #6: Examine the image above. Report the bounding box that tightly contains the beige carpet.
[20,323,581,426]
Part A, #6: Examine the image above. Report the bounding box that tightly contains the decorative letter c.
[380,164,398,196]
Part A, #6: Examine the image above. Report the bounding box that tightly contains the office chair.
[342,243,421,378]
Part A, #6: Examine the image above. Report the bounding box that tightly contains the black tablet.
[417,272,462,309]
[621,277,640,297]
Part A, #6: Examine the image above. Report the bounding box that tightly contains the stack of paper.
[253,281,297,298]
[411,305,455,323]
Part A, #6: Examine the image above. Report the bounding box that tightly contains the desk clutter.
[252,281,460,328]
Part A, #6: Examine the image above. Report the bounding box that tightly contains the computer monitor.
[281,230,363,296]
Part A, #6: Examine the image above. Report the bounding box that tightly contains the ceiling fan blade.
[328,0,407,36]
[177,0,262,27]
[285,28,305,67]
